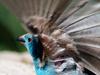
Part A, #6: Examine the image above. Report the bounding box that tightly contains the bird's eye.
[28,38,32,42]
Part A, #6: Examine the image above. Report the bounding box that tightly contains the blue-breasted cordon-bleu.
[1,0,100,75]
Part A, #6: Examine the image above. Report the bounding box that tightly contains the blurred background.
[0,3,26,52]
[0,4,35,75]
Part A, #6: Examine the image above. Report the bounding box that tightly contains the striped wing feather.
[1,0,100,74]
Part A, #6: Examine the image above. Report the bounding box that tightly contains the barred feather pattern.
[1,0,100,74]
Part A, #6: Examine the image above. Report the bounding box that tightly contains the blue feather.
[33,58,56,75]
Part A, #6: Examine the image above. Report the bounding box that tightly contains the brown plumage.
[1,0,100,74]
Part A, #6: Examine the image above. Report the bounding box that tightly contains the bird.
[17,33,85,75]
[1,0,100,75]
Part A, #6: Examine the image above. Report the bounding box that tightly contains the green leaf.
[0,4,26,52]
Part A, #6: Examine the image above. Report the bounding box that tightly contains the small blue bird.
[2,0,100,74]
[17,33,85,75]
[17,33,57,75]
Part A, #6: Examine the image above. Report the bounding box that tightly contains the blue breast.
[33,59,57,75]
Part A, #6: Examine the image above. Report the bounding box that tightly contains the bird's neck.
[33,58,40,69]
[33,58,47,75]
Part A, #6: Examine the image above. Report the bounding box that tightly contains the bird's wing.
[0,0,88,34]
[55,0,100,74]
[0,0,72,34]
[1,0,100,74]
[58,1,100,74]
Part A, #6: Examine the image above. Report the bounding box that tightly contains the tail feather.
[59,1,100,29]
[76,42,100,59]
[70,25,100,38]
[63,12,100,38]
[63,12,100,33]
[1,0,100,74]
[75,38,100,46]
[75,37,100,59]
[46,0,71,24]
[56,0,88,25]
[39,0,49,17]
[80,52,100,75]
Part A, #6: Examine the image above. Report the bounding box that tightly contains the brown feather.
[1,0,100,74]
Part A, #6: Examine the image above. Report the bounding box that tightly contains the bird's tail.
[63,4,100,75]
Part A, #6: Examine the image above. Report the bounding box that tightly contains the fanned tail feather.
[1,0,100,74]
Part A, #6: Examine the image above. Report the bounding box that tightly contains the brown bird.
[1,0,100,74]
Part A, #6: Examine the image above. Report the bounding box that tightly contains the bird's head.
[17,33,40,58]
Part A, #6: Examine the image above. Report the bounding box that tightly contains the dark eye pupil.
[28,38,32,42]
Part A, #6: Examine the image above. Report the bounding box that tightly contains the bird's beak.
[17,36,25,45]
